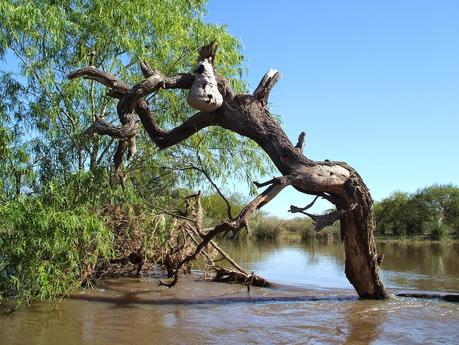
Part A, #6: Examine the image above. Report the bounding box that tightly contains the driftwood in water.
[212,266,270,290]
[69,42,387,299]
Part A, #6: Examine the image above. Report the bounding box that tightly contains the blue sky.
[206,0,459,217]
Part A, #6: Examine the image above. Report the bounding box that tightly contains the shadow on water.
[67,277,360,306]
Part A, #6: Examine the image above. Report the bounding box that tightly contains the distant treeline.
[374,184,458,240]
[247,184,458,241]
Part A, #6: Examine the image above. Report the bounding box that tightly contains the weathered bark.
[69,43,387,299]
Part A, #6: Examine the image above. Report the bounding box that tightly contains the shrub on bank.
[425,218,451,241]
[248,214,286,240]
[313,222,341,243]
[0,171,169,307]
[0,199,112,305]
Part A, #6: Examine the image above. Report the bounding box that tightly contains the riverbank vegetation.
[248,213,341,242]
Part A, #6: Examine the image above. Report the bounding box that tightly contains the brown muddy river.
[1,241,458,344]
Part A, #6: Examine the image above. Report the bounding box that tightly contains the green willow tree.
[0,0,270,196]
[0,0,271,305]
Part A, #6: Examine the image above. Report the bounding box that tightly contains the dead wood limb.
[211,267,270,288]
[135,100,218,149]
[289,195,320,214]
[160,193,258,285]
[295,131,306,152]
[140,60,155,78]
[184,192,204,232]
[290,201,357,231]
[198,41,218,64]
[207,239,248,275]
[253,177,277,188]
[307,209,348,231]
[182,226,213,263]
[68,67,129,96]
[84,117,138,139]
[179,195,248,275]
[253,69,281,106]
[114,140,128,188]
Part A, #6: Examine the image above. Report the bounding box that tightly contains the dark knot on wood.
[198,41,218,65]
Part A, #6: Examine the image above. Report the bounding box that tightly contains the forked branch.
[290,201,357,231]
[253,68,281,106]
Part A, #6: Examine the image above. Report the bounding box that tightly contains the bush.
[425,218,451,241]
[249,212,339,242]
[0,198,112,305]
[315,222,341,243]
[249,214,285,240]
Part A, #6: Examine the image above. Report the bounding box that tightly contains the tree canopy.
[0,0,270,199]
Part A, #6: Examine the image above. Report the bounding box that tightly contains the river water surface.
[1,241,458,344]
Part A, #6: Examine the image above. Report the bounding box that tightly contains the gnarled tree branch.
[84,117,137,139]
[68,67,129,96]
[135,100,219,149]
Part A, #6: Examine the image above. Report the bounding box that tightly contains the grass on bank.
[248,213,341,242]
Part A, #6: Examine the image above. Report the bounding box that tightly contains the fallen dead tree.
[69,42,387,299]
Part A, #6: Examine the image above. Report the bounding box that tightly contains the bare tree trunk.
[14,171,21,197]
[89,137,100,171]
[68,43,387,299]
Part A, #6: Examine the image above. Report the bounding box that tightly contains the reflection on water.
[1,241,458,345]
[221,240,350,289]
[221,240,459,292]
[379,241,459,291]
